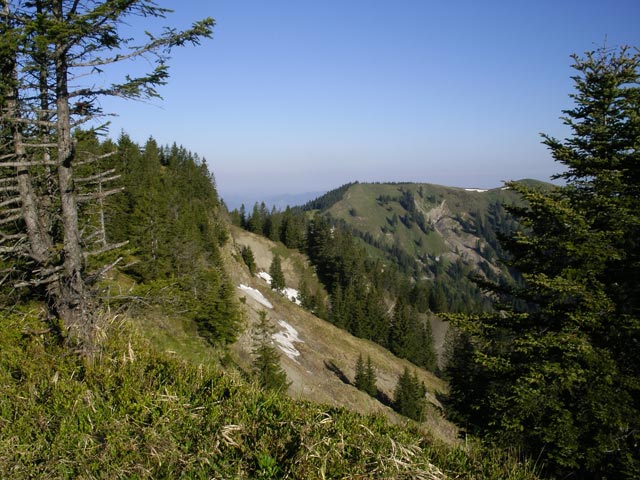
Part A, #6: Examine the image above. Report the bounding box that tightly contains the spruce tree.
[241,245,256,275]
[252,311,289,393]
[447,46,640,478]
[393,368,426,421]
[354,354,377,397]
[269,253,286,291]
[354,354,367,391]
[388,297,411,358]
[364,355,377,397]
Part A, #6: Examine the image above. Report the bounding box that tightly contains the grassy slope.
[0,190,549,478]
[326,182,523,260]
[0,303,541,479]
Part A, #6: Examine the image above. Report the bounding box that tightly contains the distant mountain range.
[222,190,326,211]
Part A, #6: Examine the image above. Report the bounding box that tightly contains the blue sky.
[98,0,640,204]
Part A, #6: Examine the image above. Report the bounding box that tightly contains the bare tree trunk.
[5,1,52,265]
[51,0,94,348]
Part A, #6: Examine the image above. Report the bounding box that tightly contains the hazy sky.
[98,1,640,203]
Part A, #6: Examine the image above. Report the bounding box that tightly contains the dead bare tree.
[0,0,213,351]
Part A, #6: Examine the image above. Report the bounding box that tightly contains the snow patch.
[257,271,272,284]
[282,287,302,305]
[272,319,304,362]
[257,271,302,305]
[238,284,273,309]
[464,188,488,193]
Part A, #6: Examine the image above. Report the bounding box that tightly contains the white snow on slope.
[257,271,272,283]
[464,188,488,193]
[272,319,304,362]
[257,271,302,305]
[282,287,302,305]
[238,284,273,309]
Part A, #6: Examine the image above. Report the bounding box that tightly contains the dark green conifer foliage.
[406,316,437,372]
[241,246,257,275]
[279,207,304,249]
[364,355,377,396]
[388,297,411,357]
[363,287,389,346]
[354,354,367,390]
[446,46,640,479]
[264,206,282,241]
[252,311,289,392]
[191,271,241,346]
[393,368,426,421]
[99,132,240,346]
[269,254,286,291]
[354,354,377,397]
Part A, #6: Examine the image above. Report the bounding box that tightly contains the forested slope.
[0,132,541,479]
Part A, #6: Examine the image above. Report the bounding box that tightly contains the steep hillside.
[226,226,456,443]
[301,181,552,313]
[318,182,524,277]
[0,301,542,479]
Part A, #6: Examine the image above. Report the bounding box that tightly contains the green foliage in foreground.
[446,46,640,479]
[0,305,541,479]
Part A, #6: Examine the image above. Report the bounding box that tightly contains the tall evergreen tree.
[388,297,411,358]
[252,311,289,393]
[354,354,367,391]
[446,46,640,478]
[241,245,257,275]
[354,354,377,397]
[0,1,213,349]
[364,355,377,397]
[269,253,285,291]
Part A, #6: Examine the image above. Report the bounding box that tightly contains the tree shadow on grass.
[324,359,395,409]
[323,359,352,386]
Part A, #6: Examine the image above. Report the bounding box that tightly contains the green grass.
[0,303,542,479]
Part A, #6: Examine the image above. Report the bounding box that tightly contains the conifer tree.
[388,297,411,357]
[354,354,377,397]
[364,355,377,397]
[241,245,256,275]
[269,253,285,291]
[393,368,426,421]
[190,273,239,346]
[447,46,640,478]
[0,1,213,349]
[354,354,367,391]
[252,311,289,393]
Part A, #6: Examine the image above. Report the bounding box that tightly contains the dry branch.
[0,160,58,167]
[75,168,118,183]
[0,213,22,225]
[77,187,123,202]
[0,197,21,208]
[84,240,129,258]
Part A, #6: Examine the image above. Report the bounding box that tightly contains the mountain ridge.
[293,180,552,314]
